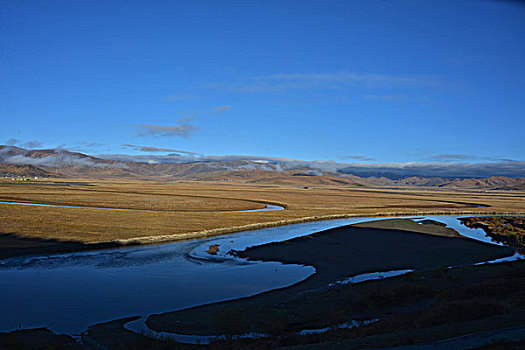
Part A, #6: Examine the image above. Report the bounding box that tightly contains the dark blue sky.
[1,0,524,165]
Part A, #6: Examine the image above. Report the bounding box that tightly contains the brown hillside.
[0,163,58,178]
[1,146,524,189]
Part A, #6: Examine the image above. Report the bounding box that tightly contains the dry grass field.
[0,178,524,249]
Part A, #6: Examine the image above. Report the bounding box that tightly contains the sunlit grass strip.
[114,209,523,245]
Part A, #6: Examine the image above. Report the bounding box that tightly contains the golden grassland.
[0,178,524,246]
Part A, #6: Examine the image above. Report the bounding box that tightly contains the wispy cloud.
[425,154,516,163]
[134,118,197,138]
[364,94,407,101]
[81,142,104,148]
[5,138,42,149]
[99,153,293,164]
[428,154,471,162]
[165,94,195,101]
[341,155,375,162]
[363,94,434,104]
[122,144,198,155]
[212,105,231,113]
[205,72,438,93]
[65,142,105,153]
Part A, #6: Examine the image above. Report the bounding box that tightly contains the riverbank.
[460,216,524,252]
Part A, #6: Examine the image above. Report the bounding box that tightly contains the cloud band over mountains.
[96,152,525,178]
[1,145,523,178]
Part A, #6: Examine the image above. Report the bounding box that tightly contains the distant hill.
[349,175,525,190]
[1,145,524,190]
[0,163,58,178]
[439,176,525,191]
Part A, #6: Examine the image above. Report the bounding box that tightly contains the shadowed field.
[0,232,124,259]
[0,328,79,349]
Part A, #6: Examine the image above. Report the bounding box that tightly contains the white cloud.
[212,105,231,113]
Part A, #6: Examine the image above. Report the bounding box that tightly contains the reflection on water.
[0,215,521,334]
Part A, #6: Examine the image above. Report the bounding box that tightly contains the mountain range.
[1,145,524,190]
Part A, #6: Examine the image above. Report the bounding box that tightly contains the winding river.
[0,211,522,336]
[0,200,285,213]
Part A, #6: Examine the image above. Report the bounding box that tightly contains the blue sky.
[1,0,524,165]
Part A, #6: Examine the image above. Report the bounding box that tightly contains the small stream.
[0,200,285,213]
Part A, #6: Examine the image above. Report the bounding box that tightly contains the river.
[0,214,521,334]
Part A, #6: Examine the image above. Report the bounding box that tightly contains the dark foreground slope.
[0,328,79,349]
